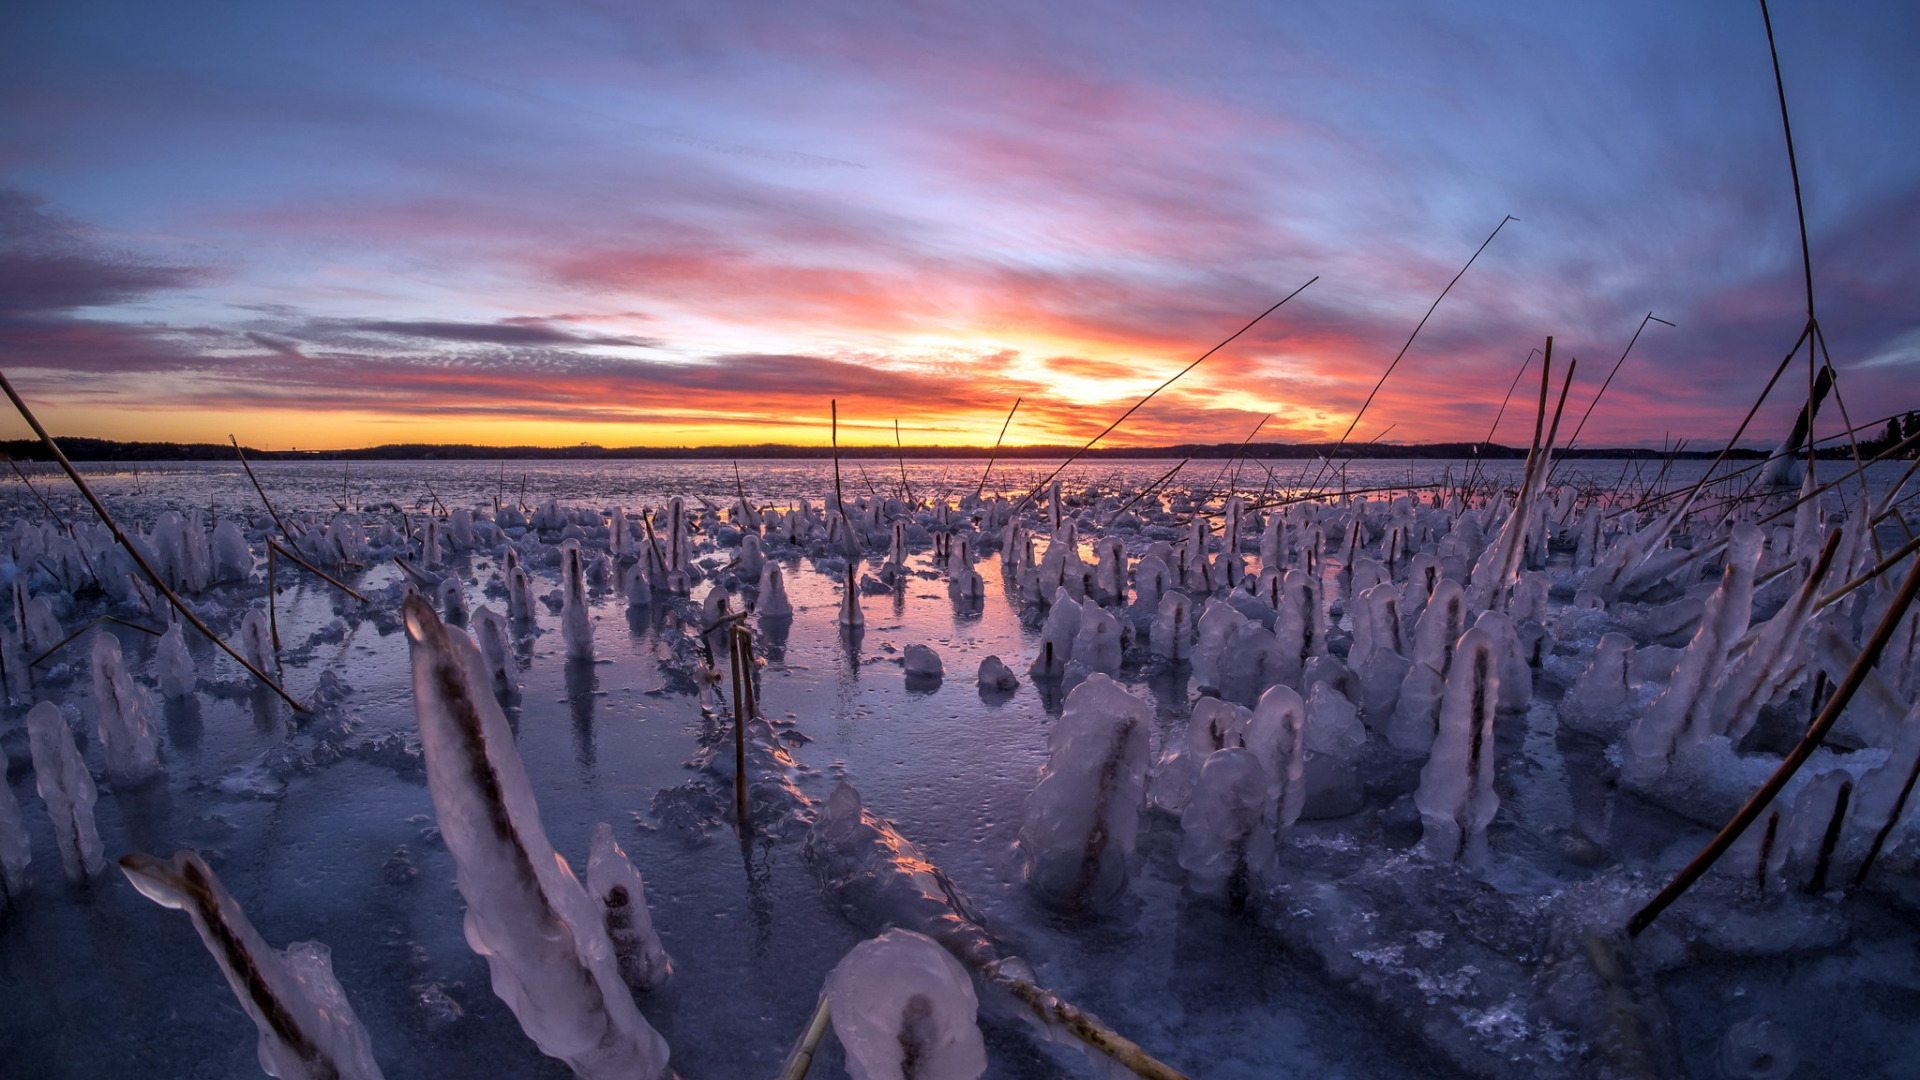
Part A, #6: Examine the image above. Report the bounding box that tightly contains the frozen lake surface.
[1,456,1917,1080]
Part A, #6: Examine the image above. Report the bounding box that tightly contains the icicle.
[823,928,988,1080]
[1018,674,1151,908]
[401,596,671,1080]
[92,631,161,785]
[1414,626,1500,870]
[119,850,386,1080]
[587,823,673,992]
[25,701,103,882]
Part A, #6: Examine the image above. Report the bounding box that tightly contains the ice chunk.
[1132,554,1171,612]
[1304,681,1367,759]
[92,631,161,785]
[1191,598,1248,690]
[586,823,673,992]
[1178,747,1276,901]
[622,559,652,608]
[976,655,1018,691]
[1270,569,1324,688]
[436,575,468,625]
[1217,621,1286,706]
[210,520,253,584]
[1149,697,1248,814]
[824,929,988,1080]
[904,644,944,681]
[25,701,104,882]
[1029,589,1079,678]
[119,850,386,1080]
[401,596,670,1080]
[1470,609,1532,711]
[1414,626,1500,870]
[558,540,593,661]
[1018,674,1151,908]
[1562,632,1634,735]
[156,619,197,699]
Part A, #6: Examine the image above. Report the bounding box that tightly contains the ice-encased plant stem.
[91,630,161,785]
[1018,674,1151,908]
[1414,625,1500,870]
[119,850,385,1080]
[559,539,594,661]
[401,595,670,1080]
[25,700,103,882]
[823,929,988,1080]
[586,822,674,992]
[1178,747,1275,901]
[156,618,196,699]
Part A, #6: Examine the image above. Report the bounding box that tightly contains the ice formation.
[1243,684,1308,836]
[471,604,513,692]
[239,607,276,674]
[119,850,386,1080]
[1413,625,1500,870]
[903,643,943,682]
[402,596,670,1080]
[559,540,594,661]
[757,561,792,619]
[90,631,162,785]
[1018,674,1151,908]
[25,701,104,882]
[155,618,197,699]
[586,822,674,992]
[976,655,1018,691]
[823,928,989,1080]
[1178,747,1277,901]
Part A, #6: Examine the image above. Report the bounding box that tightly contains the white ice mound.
[586,822,674,992]
[558,539,594,661]
[824,928,988,1080]
[1018,673,1151,908]
[401,595,670,1080]
[26,701,103,882]
[120,849,386,1080]
[156,619,197,700]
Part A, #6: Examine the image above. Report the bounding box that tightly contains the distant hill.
[0,436,1784,463]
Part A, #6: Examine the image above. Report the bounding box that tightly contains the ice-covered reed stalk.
[91,631,161,785]
[1178,746,1275,903]
[120,850,385,1080]
[1414,625,1500,871]
[1244,684,1307,839]
[586,823,673,991]
[25,700,103,882]
[824,929,988,1080]
[401,595,671,1079]
[559,539,594,661]
[1018,674,1151,909]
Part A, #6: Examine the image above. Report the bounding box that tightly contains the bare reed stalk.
[0,371,307,711]
[776,996,833,1080]
[1009,277,1317,515]
[230,435,296,540]
[974,397,1022,500]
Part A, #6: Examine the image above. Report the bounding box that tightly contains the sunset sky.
[2,0,1916,450]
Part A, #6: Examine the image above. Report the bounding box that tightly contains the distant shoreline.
[0,436,1799,464]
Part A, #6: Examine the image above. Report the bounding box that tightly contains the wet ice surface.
[0,457,1916,1080]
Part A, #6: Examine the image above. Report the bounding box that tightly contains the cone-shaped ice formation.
[1244,684,1307,836]
[119,850,386,1080]
[22,593,62,656]
[1018,674,1151,908]
[25,701,103,882]
[824,928,989,1080]
[586,823,673,992]
[757,562,792,619]
[559,540,594,661]
[0,741,29,902]
[471,604,512,692]
[1414,626,1500,870]
[91,631,161,785]
[1270,569,1324,688]
[1179,746,1276,902]
[507,553,538,623]
[401,595,671,1080]
[1149,591,1193,661]
[1191,598,1248,691]
[239,608,276,674]
[1133,554,1171,613]
[1622,524,1763,786]
[156,619,197,700]
[436,575,468,624]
